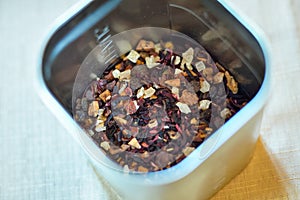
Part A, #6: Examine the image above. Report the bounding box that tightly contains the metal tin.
[36,0,271,199]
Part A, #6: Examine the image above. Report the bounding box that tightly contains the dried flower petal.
[225,71,238,94]
[127,50,140,63]
[144,87,156,98]
[176,102,191,114]
[128,138,141,149]
[200,78,210,93]
[199,100,211,110]
[164,79,180,87]
[88,101,99,117]
[100,141,110,151]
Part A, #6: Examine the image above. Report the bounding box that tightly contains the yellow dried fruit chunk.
[225,71,238,94]
[128,138,141,149]
[88,101,99,117]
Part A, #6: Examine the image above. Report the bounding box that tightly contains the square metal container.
[36,0,270,199]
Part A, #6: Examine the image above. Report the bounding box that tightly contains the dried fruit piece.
[220,108,232,119]
[190,118,198,125]
[174,68,183,75]
[100,141,110,151]
[171,55,181,65]
[145,55,159,68]
[199,100,211,110]
[137,166,149,173]
[164,41,174,49]
[136,40,155,51]
[148,119,158,129]
[213,72,224,84]
[99,90,111,102]
[200,78,210,93]
[88,101,99,117]
[119,70,131,81]
[171,87,179,97]
[113,116,127,125]
[144,87,156,98]
[125,100,139,115]
[225,71,238,94]
[136,87,145,98]
[180,90,198,105]
[182,147,195,156]
[164,79,180,87]
[182,48,194,64]
[176,102,191,114]
[112,69,121,78]
[127,50,140,63]
[168,131,180,140]
[195,61,206,72]
[128,138,141,149]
